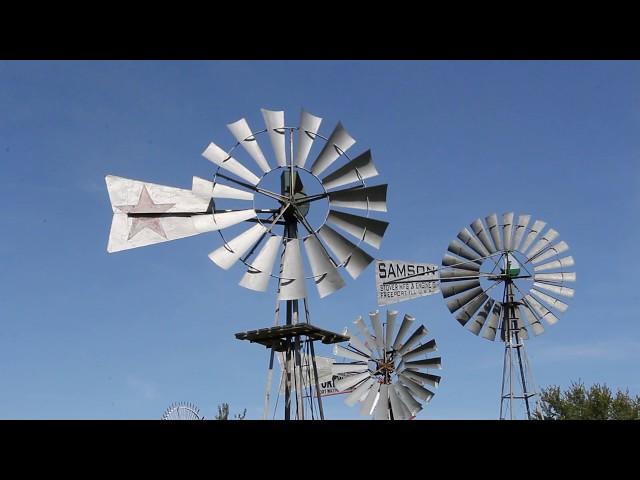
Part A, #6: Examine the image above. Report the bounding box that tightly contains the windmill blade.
[529,241,569,265]
[333,344,370,362]
[332,363,369,375]
[404,357,442,370]
[294,110,322,168]
[446,287,484,314]
[502,212,515,251]
[261,108,287,167]
[511,214,531,252]
[278,238,307,301]
[468,299,495,335]
[519,303,545,336]
[470,218,497,254]
[345,378,376,407]
[402,339,437,361]
[345,330,372,357]
[533,282,575,298]
[457,227,490,257]
[202,142,261,185]
[534,256,575,272]
[525,228,559,260]
[335,371,370,392]
[530,288,569,312]
[523,295,559,325]
[310,122,356,176]
[442,253,481,272]
[106,175,210,214]
[193,209,257,232]
[481,302,503,341]
[385,310,399,351]
[392,314,416,350]
[322,150,379,190]
[374,385,390,420]
[327,210,389,249]
[303,235,346,298]
[534,272,576,283]
[360,382,380,416]
[239,235,281,292]
[485,213,503,251]
[353,316,377,353]
[400,370,440,388]
[399,376,435,402]
[397,325,428,355]
[455,293,489,326]
[439,268,480,282]
[519,219,546,254]
[395,384,421,419]
[389,384,410,420]
[448,239,483,262]
[192,177,254,201]
[227,118,271,174]
[369,311,385,354]
[208,224,267,270]
[440,280,481,299]
[328,185,388,212]
[317,225,374,279]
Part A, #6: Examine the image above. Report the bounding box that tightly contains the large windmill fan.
[439,212,576,340]
[332,310,442,420]
[161,402,204,420]
[105,108,389,300]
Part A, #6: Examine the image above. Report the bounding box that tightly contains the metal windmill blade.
[332,309,442,420]
[161,402,204,420]
[439,212,576,420]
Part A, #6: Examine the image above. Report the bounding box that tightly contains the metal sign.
[314,375,356,398]
[375,259,439,306]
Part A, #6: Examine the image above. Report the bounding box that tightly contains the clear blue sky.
[1,60,638,419]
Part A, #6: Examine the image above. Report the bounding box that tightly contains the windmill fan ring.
[440,213,576,341]
[105,108,389,301]
[332,309,442,420]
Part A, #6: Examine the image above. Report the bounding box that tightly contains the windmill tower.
[332,309,442,419]
[105,108,389,420]
[439,213,575,419]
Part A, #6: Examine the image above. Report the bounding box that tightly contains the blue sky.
[1,60,639,419]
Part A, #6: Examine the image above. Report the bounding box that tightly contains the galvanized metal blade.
[328,184,388,212]
[202,142,261,185]
[239,235,281,292]
[227,118,271,173]
[261,108,287,167]
[326,209,389,249]
[310,122,356,176]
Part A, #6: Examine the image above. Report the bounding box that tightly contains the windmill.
[439,212,575,419]
[106,108,389,420]
[162,402,203,420]
[332,309,442,419]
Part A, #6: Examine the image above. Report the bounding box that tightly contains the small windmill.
[106,108,389,420]
[439,213,575,419]
[161,402,203,420]
[332,309,442,419]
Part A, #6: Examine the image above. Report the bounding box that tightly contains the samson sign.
[375,259,439,306]
[314,374,356,397]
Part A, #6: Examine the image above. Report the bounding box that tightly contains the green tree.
[214,403,247,420]
[536,380,640,420]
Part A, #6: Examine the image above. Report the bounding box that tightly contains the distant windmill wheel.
[161,402,203,420]
[333,309,442,420]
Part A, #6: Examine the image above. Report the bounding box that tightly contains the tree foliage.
[537,380,640,420]
[214,403,247,420]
